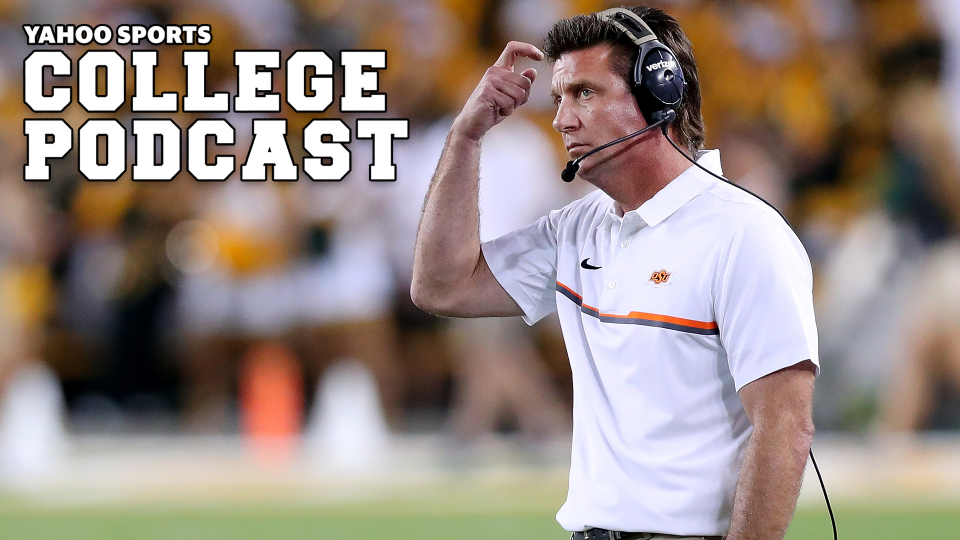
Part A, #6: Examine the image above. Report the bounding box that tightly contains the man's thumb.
[521,67,538,85]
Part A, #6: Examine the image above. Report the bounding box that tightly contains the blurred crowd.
[4,0,960,479]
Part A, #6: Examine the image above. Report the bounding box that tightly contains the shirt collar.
[627,149,722,227]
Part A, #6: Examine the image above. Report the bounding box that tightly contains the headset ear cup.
[634,44,685,124]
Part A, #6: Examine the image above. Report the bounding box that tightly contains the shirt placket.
[599,211,646,313]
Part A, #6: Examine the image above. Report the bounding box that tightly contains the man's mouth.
[566,143,589,157]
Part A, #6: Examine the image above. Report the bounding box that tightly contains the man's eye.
[578,89,593,98]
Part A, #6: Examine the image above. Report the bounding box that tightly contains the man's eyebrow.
[551,79,591,99]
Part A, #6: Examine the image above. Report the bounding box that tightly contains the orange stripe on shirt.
[556,280,719,333]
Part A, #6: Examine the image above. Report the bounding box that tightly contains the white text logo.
[646,60,676,72]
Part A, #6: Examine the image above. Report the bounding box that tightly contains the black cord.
[660,128,791,227]
[662,125,836,540]
[809,449,838,540]
[583,116,670,163]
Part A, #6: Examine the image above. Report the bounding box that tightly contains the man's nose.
[552,100,578,132]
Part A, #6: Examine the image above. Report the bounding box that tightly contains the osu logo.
[648,269,672,286]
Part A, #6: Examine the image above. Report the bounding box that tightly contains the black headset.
[598,7,686,125]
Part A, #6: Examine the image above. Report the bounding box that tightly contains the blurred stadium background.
[5,0,960,538]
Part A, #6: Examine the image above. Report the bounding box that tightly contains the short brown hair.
[543,6,705,155]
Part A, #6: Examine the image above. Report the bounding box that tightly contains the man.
[412,6,818,540]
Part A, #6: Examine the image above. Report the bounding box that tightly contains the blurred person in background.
[801,0,960,432]
[875,72,960,436]
[0,177,66,485]
[390,93,573,448]
[866,0,960,436]
[285,139,407,431]
[442,0,574,449]
[441,113,572,448]
[279,0,439,433]
[878,239,960,437]
[0,0,73,457]
[382,0,573,446]
[175,134,300,430]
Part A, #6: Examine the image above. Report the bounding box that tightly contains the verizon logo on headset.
[646,60,676,71]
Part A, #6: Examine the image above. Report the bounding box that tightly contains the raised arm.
[411,41,543,317]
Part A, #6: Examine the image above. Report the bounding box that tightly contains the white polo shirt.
[481,150,819,536]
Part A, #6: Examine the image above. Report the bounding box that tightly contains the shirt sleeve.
[481,210,560,325]
[714,211,820,391]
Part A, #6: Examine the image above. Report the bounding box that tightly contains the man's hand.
[452,41,543,142]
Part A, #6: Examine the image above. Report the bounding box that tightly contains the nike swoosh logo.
[580,258,602,270]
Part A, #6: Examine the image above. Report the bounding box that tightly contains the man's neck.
[604,140,693,215]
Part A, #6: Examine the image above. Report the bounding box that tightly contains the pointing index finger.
[494,41,544,71]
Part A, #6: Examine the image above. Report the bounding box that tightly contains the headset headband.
[597,8,658,47]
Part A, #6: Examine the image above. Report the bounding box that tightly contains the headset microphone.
[561,109,675,182]
[560,161,578,183]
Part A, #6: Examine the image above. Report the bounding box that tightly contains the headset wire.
[661,127,790,226]
[663,124,837,540]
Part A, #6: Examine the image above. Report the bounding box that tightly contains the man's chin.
[572,159,602,182]
[574,161,619,192]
